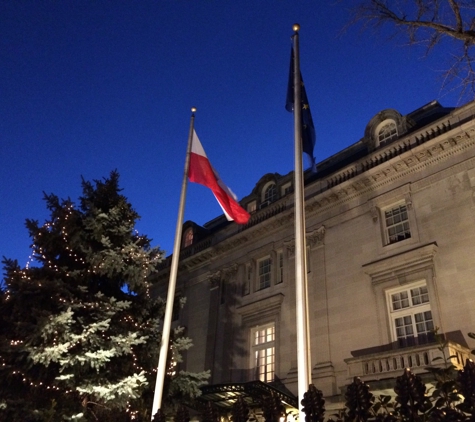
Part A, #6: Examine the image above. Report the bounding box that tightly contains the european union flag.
[285,47,316,170]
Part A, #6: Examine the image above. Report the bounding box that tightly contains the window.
[258,257,271,290]
[384,203,411,245]
[378,121,398,146]
[183,228,193,247]
[386,282,434,347]
[252,323,275,382]
[262,183,277,207]
[247,201,257,213]
[276,251,283,284]
[281,182,292,196]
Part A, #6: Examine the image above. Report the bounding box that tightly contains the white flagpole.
[151,107,196,420]
[291,24,312,419]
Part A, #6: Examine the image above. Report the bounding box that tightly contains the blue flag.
[286,47,316,170]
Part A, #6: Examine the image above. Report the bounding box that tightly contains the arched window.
[184,228,193,248]
[263,183,277,204]
[378,121,398,146]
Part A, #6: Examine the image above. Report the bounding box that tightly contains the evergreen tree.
[0,171,208,421]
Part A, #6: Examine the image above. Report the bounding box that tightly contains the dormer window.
[281,182,292,196]
[183,228,193,248]
[247,200,257,213]
[261,183,277,208]
[364,109,407,151]
[377,120,398,146]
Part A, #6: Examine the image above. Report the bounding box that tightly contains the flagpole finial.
[292,23,300,32]
[191,107,197,113]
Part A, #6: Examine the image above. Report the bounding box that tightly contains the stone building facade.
[156,99,475,410]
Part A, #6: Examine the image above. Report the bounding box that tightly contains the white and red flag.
[188,130,250,224]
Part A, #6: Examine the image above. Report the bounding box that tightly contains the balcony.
[345,340,471,383]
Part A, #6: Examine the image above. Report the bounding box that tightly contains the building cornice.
[157,106,475,272]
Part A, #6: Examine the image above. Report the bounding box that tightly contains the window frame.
[251,322,275,383]
[382,201,411,245]
[247,200,257,213]
[385,281,434,346]
[257,256,272,291]
[261,182,277,207]
[372,187,420,254]
[281,182,292,196]
[183,228,194,248]
[376,119,398,147]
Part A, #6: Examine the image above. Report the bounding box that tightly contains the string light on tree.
[1,171,208,420]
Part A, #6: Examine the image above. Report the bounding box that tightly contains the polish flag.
[188,130,250,225]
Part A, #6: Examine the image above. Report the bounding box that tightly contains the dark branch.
[350,0,475,99]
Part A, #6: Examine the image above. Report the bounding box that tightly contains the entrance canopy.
[199,380,298,410]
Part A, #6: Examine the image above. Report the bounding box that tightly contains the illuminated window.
[384,203,411,245]
[378,121,398,146]
[386,282,434,347]
[252,323,275,382]
[184,228,193,247]
[247,201,257,213]
[257,257,271,290]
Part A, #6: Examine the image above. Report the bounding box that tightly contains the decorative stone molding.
[157,110,475,271]
[214,236,249,255]
[221,263,238,281]
[208,264,238,290]
[284,239,295,258]
[237,293,284,325]
[363,242,438,286]
[284,226,326,256]
[208,271,221,290]
[307,226,326,248]
[364,109,410,152]
[370,206,379,223]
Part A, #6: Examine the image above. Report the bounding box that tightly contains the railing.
[157,238,212,269]
[241,202,287,231]
[345,340,471,381]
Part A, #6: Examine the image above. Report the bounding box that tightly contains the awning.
[198,380,298,410]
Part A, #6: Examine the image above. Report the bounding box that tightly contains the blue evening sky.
[0,1,464,266]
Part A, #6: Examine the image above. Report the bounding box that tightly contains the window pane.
[258,258,271,290]
[385,204,411,244]
[264,184,277,203]
[411,286,429,305]
[415,311,433,335]
[395,316,414,338]
[389,283,433,346]
[184,229,193,247]
[378,122,398,145]
[392,291,409,310]
[252,324,275,383]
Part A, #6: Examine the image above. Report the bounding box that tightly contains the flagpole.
[151,107,196,420]
[291,24,312,418]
